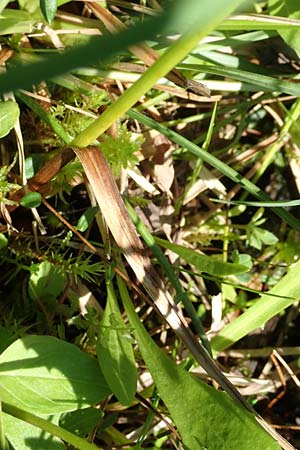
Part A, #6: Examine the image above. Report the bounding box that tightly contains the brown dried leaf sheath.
[73,146,183,325]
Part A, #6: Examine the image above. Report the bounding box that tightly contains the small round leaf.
[20,192,42,209]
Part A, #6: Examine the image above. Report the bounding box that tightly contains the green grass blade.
[219,13,300,30]
[211,199,300,207]
[128,109,300,231]
[182,64,300,96]
[211,259,300,353]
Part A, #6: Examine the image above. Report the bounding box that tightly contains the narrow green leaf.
[40,0,57,23]
[211,198,300,207]
[0,335,111,413]
[268,0,300,57]
[220,13,300,30]
[20,192,42,209]
[155,236,248,275]
[118,276,280,450]
[186,64,300,97]
[0,101,19,138]
[97,282,137,406]
[76,207,99,232]
[28,261,65,302]
[211,259,300,353]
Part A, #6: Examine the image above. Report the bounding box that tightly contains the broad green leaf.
[76,207,99,232]
[28,261,65,303]
[59,407,103,437]
[0,101,19,138]
[3,412,64,450]
[118,277,280,450]
[155,236,248,275]
[268,0,300,57]
[97,282,137,406]
[40,0,57,23]
[20,191,42,209]
[212,259,300,353]
[0,9,34,34]
[0,335,111,413]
